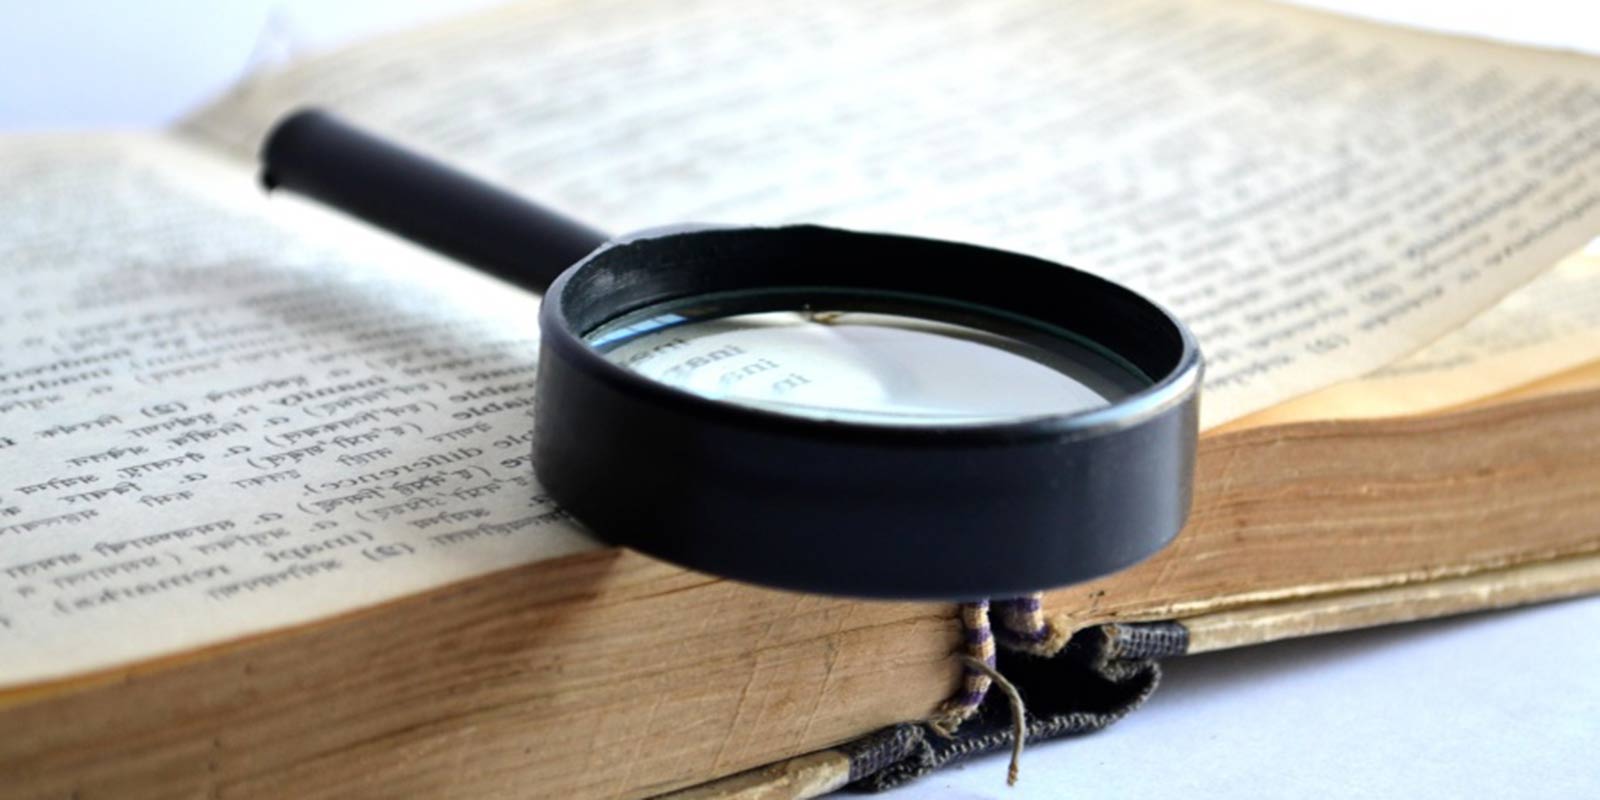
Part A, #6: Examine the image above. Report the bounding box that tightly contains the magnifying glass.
[260,110,1201,600]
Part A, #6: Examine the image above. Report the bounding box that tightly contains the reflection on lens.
[586,293,1150,426]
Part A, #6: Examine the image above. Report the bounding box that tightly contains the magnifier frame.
[537,225,1201,599]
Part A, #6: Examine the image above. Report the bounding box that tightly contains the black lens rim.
[534,225,1201,599]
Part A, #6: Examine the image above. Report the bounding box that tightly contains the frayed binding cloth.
[846,602,1188,792]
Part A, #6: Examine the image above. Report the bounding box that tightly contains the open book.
[4,0,1599,797]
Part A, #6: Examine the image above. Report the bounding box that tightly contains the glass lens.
[584,290,1150,426]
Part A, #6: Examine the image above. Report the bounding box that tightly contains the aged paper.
[186,0,1600,428]
[0,136,595,688]
[1227,244,1600,428]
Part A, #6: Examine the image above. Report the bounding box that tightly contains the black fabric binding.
[841,621,1190,791]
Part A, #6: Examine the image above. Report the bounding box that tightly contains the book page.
[184,0,1600,428]
[0,135,597,689]
[1225,244,1600,428]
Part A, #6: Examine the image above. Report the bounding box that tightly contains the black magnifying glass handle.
[259,109,609,294]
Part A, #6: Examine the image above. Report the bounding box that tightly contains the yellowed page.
[0,136,596,689]
[185,0,1600,428]
[1229,244,1600,428]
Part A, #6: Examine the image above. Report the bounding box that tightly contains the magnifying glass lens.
[586,291,1152,425]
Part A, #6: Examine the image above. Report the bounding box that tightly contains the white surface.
[0,0,506,129]
[1,2,1596,798]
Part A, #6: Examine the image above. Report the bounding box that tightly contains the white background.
[1,2,1596,797]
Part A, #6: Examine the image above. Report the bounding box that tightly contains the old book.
[4,0,1600,797]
